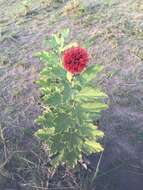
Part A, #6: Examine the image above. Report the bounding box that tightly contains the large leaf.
[63,148,81,168]
[54,113,73,132]
[79,123,104,139]
[35,128,55,140]
[72,105,89,125]
[77,86,107,100]
[81,102,108,112]
[35,111,55,128]
[83,140,104,154]
[52,66,66,78]
[37,51,58,65]
[43,92,62,106]
[82,64,103,82]
[51,134,65,153]
[63,81,72,102]
[62,132,82,149]
[36,79,51,87]
[40,68,52,76]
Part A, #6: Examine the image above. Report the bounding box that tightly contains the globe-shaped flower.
[63,47,89,74]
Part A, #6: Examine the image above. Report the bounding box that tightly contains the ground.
[0,0,143,189]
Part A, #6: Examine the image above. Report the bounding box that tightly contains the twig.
[91,151,104,183]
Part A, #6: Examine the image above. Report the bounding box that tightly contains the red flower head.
[63,47,89,74]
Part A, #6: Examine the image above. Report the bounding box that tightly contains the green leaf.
[35,111,55,128]
[63,81,72,102]
[77,86,107,100]
[36,79,50,87]
[35,115,48,127]
[39,51,50,61]
[84,140,104,154]
[64,151,78,167]
[72,105,88,124]
[35,128,55,140]
[79,123,104,139]
[54,113,73,132]
[43,92,62,106]
[52,66,66,78]
[53,34,64,48]
[63,148,81,168]
[81,102,108,112]
[61,28,70,39]
[40,68,52,76]
[38,51,59,65]
[82,64,103,82]
[50,36,59,49]
[51,135,65,153]
[63,132,82,149]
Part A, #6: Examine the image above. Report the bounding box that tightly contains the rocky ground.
[0,0,143,189]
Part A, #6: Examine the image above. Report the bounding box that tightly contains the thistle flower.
[63,47,89,74]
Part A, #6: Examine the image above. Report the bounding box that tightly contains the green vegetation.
[35,29,107,168]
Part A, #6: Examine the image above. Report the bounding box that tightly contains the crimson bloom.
[63,47,89,74]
